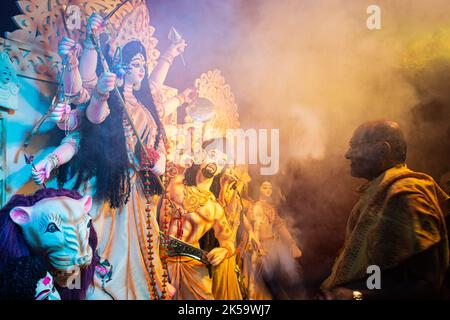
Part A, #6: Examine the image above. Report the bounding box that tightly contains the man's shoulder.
[382,171,447,221]
[385,168,439,198]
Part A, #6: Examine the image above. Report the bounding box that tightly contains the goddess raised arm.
[50,13,104,132]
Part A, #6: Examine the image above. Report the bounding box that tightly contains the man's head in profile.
[345,120,407,181]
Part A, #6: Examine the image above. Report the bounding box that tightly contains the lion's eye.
[45,223,60,233]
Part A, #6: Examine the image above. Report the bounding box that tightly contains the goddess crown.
[106,0,160,72]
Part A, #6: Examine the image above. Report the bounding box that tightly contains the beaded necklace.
[121,91,170,299]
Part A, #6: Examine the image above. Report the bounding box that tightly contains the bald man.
[321,120,449,299]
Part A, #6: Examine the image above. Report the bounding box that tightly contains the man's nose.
[344,148,355,160]
[345,148,352,160]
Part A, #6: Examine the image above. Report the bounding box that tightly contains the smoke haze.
[148,0,450,296]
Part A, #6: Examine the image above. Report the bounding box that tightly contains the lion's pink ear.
[81,195,92,214]
[10,207,32,225]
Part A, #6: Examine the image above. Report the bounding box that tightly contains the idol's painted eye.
[45,222,60,233]
[87,219,92,228]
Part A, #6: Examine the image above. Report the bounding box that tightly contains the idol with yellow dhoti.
[211,165,261,300]
[248,181,302,300]
[159,138,235,300]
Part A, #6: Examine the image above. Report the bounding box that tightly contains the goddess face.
[0,53,16,85]
[125,53,146,90]
[0,64,13,84]
[260,181,273,198]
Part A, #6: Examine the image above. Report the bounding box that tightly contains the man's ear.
[10,206,32,225]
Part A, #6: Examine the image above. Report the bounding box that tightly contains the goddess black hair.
[58,40,164,208]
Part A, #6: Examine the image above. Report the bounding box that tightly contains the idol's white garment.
[86,92,166,300]
[86,171,164,300]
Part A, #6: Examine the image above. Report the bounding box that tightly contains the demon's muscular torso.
[160,171,235,300]
[162,173,233,252]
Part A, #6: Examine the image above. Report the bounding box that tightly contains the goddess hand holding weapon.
[30,13,104,184]
[49,13,105,132]
[49,12,195,133]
